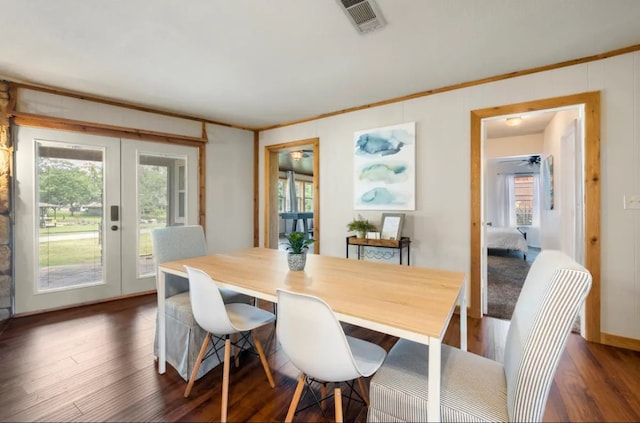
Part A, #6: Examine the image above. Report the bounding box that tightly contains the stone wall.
[0,81,12,320]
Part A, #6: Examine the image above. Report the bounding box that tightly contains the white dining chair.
[367,250,593,422]
[151,225,252,382]
[183,266,276,423]
[276,289,387,422]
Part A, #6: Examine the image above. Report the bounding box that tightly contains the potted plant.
[282,231,315,271]
[347,217,377,239]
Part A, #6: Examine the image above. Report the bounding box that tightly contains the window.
[278,178,314,212]
[514,175,533,225]
[303,182,313,211]
[278,178,287,212]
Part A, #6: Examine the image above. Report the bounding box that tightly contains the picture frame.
[353,122,416,211]
[380,213,405,240]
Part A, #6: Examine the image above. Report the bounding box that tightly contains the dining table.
[156,247,467,422]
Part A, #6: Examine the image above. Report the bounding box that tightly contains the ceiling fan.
[289,149,313,161]
[499,155,541,167]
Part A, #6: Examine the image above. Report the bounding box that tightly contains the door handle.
[111,225,118,231]
[110,205,119,221]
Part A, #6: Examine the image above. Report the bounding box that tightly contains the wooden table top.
[159,247,466,343]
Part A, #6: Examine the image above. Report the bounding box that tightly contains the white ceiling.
[485,110,558,139]
[2,0,640,129]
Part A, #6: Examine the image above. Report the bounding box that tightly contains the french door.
[14,127,199,313]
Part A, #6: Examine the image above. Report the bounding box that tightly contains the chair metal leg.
[252,331,275,388]
[184,332,211,397]
[285,374,306,422]
[221,336,231,423]
[334,387,343,423]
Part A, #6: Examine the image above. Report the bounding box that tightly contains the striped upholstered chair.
[368,250,592,422]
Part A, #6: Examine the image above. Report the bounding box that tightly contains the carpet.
[487,251,581,333]
[487,254,529,320]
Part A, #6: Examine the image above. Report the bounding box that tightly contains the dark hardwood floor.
[0,294,639,422]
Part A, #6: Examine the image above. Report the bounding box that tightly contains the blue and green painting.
[353,122,415,210]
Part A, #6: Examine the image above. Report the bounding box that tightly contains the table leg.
[460,282,467,352]
[427,337,441,422]
[158,268,166,374]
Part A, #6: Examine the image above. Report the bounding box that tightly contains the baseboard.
[12,290,156,318]
[460,305,482,319]
[600,332,640,352]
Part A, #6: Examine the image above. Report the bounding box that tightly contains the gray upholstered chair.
[151,225,251,382]
[368,250,592,422]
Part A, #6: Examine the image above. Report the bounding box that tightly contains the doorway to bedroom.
[482,107,582,322]
[473,95,597,336]
[482,113,552,321]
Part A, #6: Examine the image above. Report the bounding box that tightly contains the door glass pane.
[138,154,186,277]
[37,142,104,291]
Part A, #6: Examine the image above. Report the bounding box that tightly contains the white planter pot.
[287,252,307,271]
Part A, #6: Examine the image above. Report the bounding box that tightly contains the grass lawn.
[39,223,163,266]
[39,238,102,267]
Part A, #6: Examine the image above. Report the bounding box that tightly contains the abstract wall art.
[353,122,415,210]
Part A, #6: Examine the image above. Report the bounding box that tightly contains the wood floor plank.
[0,293,639,422]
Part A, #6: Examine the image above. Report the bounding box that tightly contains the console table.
[346,236,411,265]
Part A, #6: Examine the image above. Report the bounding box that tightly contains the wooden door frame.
[470,91,600,343]
[264,137,320,252]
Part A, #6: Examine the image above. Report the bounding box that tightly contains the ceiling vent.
[337,0,386,34]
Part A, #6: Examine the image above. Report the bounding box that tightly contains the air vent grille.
[347,2,376,25]
[337,0,386,34]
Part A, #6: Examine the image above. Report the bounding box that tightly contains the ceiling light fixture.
[290,151,303,161]
[505,117,523,127]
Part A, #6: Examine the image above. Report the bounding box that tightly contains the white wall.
[259,51,640,341]
[485,133,544,158]
[540,109,580,251]
[204,124,255,253]
[17,88,202,137]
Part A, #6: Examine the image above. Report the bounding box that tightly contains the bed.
[487,226,528,260]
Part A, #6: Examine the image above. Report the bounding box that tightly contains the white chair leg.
[184,332,211,397]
